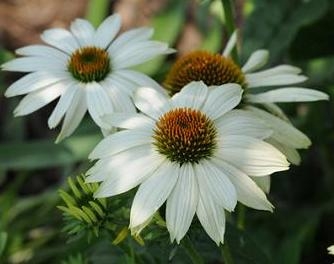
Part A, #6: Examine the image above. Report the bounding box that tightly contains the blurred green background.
[0,0,333,263]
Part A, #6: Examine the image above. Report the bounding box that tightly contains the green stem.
[181,235,204,264]
[221,242,235,264]
[221,0,240,64]
[236,204,246,230]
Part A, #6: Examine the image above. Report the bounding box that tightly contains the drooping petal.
[246,65,302,77]
[86,82,114,129]
[94,14,121,48]
[130,160,179,229]
[134,87,171,120]
[171,81,208,109]
[5,71,70,97]
[215,109,272,139]
[48,83,78,128]
[246,106,311,149]
[16,45,69,62]
[246,73,307,88]
[195,160,237,211]
[241,50,269,73]
[251,175,271,194]
[222,30,238,57]
[41,28,79,54]
[266,138,301,165]
[214,159,273,211]
[70,18,95,46]
[246,87,329,103]
[217,135,289,176]
[101,113,155,130]
[201,83,242,120]
[166,164,198,243]
[2,57,66,72]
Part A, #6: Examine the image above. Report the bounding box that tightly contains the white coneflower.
[86,81,289,244]
[2,14,173,142]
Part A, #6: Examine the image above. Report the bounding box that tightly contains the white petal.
[48,83,78,128]
[130,161,179,229]
[94,14,121,48]
[86,82,114,129]
[89,129,152,159]
[241,50,269,73]
[215,109,272,139]
[108,27,154,55]
[134,87,171,120]
[56,88,86,142]
[112,41,172,69]
[266,137,301,165]
[195,160,237,211]
[251,175,271,194]
[262,103,290,122]
[14,83,65,116]
[101,113,155,130]
[214,159,273,211]
[246,106,311,149]
[201,83,242,120]
[196,191,226,245]
[94,146,165,197]
[222,30,238,57]
[172,81,208,109]
[247,87,329,103]
[2,57,65,72]
[246,65,302,77]
[5,71,70,97]
[70,18,95,46]
[246,73,307,88]
[16,45,68,62]
[166,163,198,243]
[41,28,79,54]
[217,135,289,176]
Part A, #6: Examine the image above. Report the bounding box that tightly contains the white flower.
[86,81,289,245]
[2,14,173,142]
[328,245,334,255]
[163,32,328,167]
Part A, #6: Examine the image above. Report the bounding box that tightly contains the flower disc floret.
[164,50,245,95]
[153,107,217,165]
[68,46,110,83]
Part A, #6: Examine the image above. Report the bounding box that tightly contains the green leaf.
[85,0,110,27]
[0,232,7,257]
[0,134,101,170]
[242,0,329,64]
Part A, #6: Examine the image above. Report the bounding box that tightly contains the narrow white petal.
[266,137,301,165]
[172,81,208,109]
[41,28,79,54]
[251,175,271,194]
[130,161,179,229]
[101,113,155,130]
[70,18,95,46]
[108,27,154,55]
[214,159,273,211]
[86,82,114,129]
[247,87,329,103]
[112,41,172,69]
[202,83,242,120]
[5,71,70,97]
[134,87,171,120]
[2,57,65,72]
[166,164,198,243]
[215,109,272,139]
[48,83,78,128]
[246,73,307,88]
[16,45,68,62]
[196,192,226,245]
[56,88,86,142]
[241,50,269,73]
[195,161,237,211]
[262,103,290,122]
[217,135,289,176]
[94,146,165,197]
[89,129,152,159]
[246,106,311,149]
[94,14,121,48]
[222,30,238,57]
[246,65,302,78]
[14,83,65,116]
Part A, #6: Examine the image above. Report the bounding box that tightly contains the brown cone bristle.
[164,50,245,95]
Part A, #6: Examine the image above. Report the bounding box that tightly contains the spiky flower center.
[68,46,110,83]
[153,108,217,165]
[164,50,245,95]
